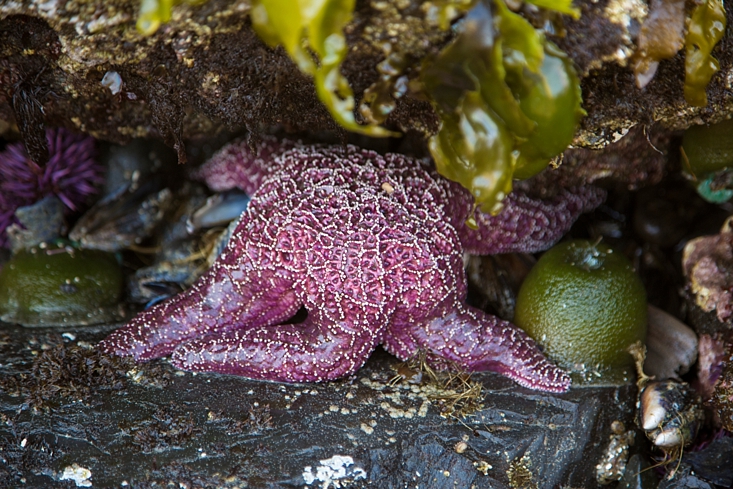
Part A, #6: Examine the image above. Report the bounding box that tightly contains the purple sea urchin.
[0,128,103,247]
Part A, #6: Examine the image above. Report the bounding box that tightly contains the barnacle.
[684,0,726,107]
[421,0,583,213]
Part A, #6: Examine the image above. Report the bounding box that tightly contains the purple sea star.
[100,137,605,392]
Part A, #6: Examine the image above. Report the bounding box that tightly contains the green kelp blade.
[525,0,581,19]
[429,91,515,216]
[251,0,312,70]
[423,0,475,30]
[684,0,726,107]
[137,0,174,36]
[422,0,520,213]
[480,39,537,140]
[513,42,584,179]
[423,0,536,139]
[497,5,582,180]
[251,0,397,136]
[495,0,545,76]
[422,0,583,212]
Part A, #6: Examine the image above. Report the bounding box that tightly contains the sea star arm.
[384,301,571,392]
[458,186,606,255]
[191,135,297,195]
[99,219,301,360]
[169,302,387,382]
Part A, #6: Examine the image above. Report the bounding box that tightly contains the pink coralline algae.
[100,137,605,392]
[683,217,733,324]
[0,128,102,247]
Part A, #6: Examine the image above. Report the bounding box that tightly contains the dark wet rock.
[465,253,535,321]
[683,436,733,488]
[617,454,659,489]
[0,322,638,488]
[633,180,704,248]
[0,333,136,410]
[368,441,487,488]
[697,334,729,404]
[529,126,671,192]
[96,139,178,199]
[656,464,715,489]
[687,300,733,346]
[6,196,66,252]
[122,403,203,453]
[711,357,733,431]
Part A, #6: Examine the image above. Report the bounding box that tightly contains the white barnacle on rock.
[101,71,122,95]
[302,455,367,488]
[59,464,92,487]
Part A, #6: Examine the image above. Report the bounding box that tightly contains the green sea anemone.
[0,242,125,327]
[513,240,648,385]
[682,118,733,203]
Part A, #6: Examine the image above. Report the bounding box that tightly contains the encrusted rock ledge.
[2,0,733,155]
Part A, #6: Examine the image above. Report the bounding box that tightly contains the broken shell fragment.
[644,305,698,380]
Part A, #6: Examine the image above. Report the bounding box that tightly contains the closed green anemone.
[513,240,647,385]
[0,243,124,327]
[682,119,733,203]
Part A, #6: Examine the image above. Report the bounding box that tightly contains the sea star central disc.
[100,137,605,392]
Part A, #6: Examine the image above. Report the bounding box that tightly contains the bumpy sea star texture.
[100,137,605,392]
